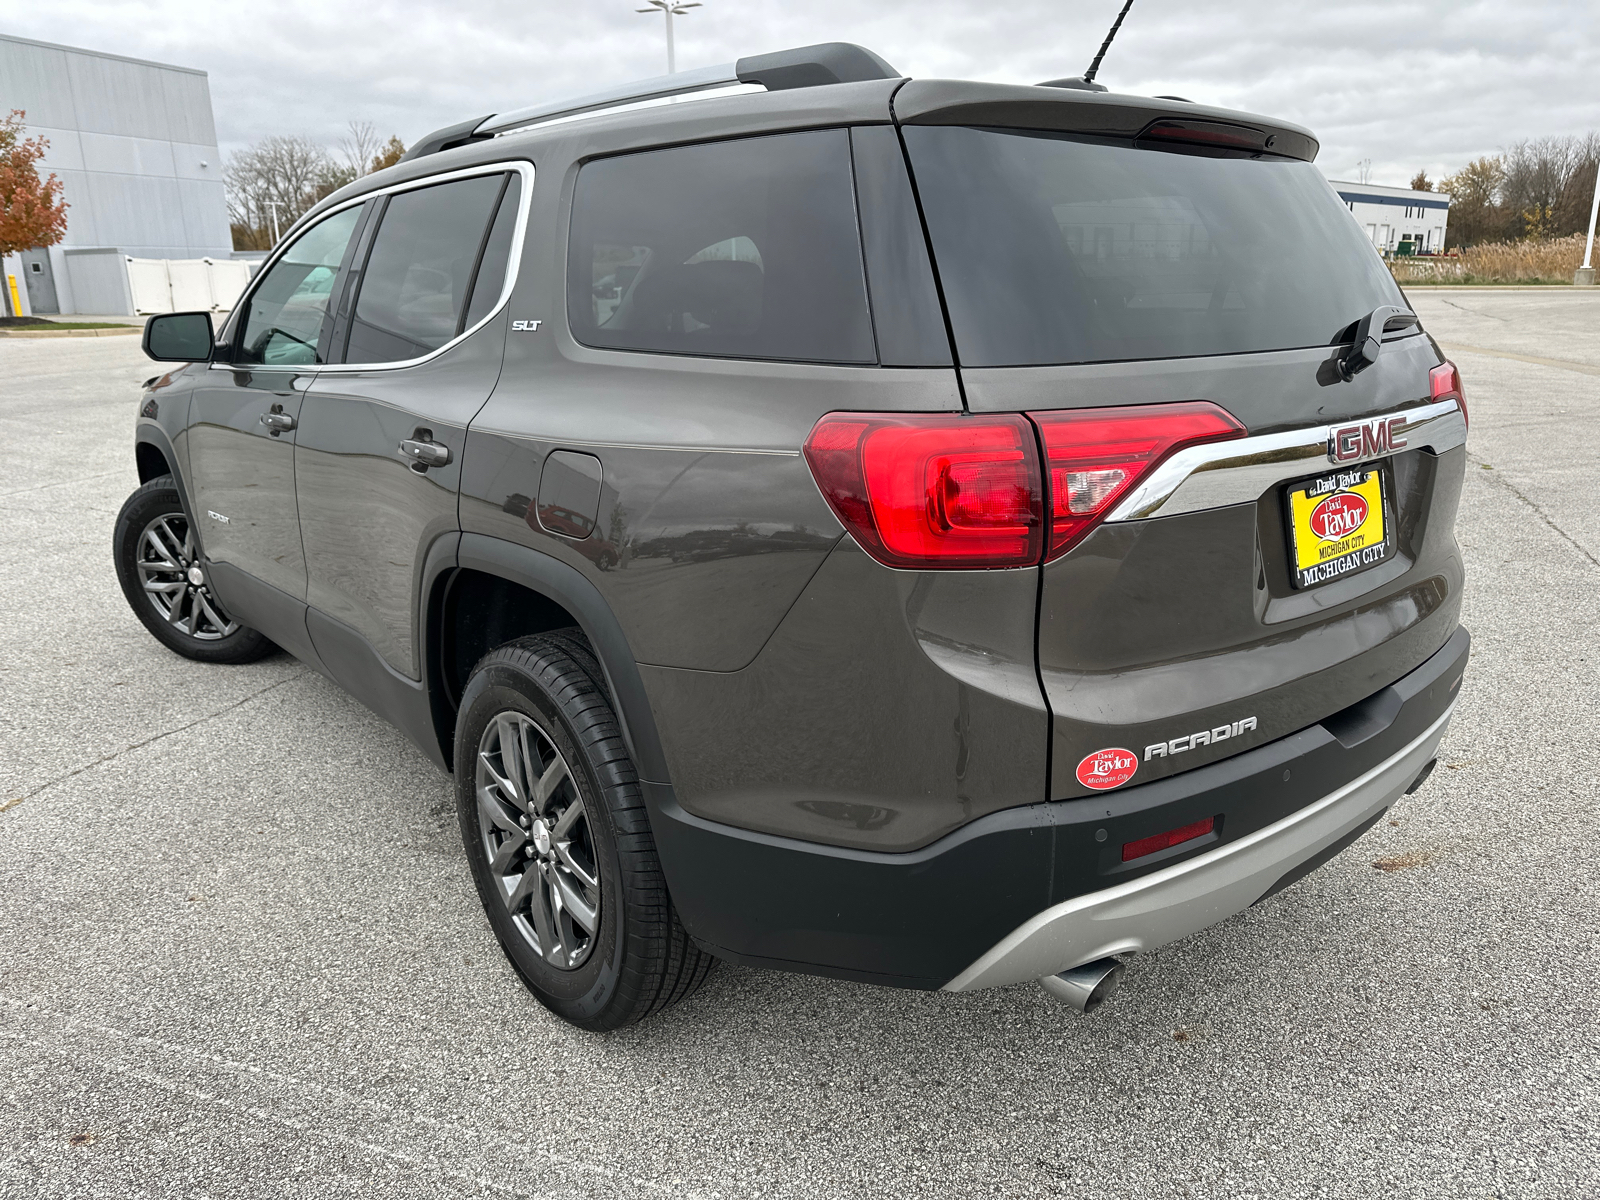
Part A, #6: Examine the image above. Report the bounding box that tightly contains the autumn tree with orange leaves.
[0,111,69,316]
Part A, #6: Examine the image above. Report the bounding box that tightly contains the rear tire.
[455,633,715,1030]
[112,476,275,664]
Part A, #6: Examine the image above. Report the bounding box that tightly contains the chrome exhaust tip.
[1040,958,1123,1013]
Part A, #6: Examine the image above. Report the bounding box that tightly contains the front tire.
[112,476,274,664]
[455,633,715,1030]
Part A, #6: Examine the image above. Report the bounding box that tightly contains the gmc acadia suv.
[116,43,1469,1029]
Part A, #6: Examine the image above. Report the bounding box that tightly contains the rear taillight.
[1430,360,1467,428]
[803,414,1043,568]
[805,403,1248,569]
[1031,402,1246,561]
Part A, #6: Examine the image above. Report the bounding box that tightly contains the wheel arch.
[134,425,197,523]
[433,533,672,786]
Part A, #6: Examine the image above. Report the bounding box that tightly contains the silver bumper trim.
[942,702,1456,992]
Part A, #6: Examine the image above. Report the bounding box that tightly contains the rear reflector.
[1430,360,1467,428]
[803,413,1043,569]
[1122,815,1215,863]
[1030,402,1246,560]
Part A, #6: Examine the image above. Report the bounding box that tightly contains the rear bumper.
[648,625,1468,990]
[944,699,1453,990]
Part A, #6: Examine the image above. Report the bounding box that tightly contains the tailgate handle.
[1322,685,1403,748]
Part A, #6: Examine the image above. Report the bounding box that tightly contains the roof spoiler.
[402,41,899,162]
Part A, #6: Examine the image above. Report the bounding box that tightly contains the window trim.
[213,159,534,375]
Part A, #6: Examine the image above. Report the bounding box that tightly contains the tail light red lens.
[1122,815,1215,863]
[1031,402,1246,560]
[803,413,1043,568]
[1430,360,1467,428]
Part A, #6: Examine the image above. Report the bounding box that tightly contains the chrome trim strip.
[1105,397,1467,523]
[477,63,741,135]
[212,160,534,377]
[942,701,1455,992]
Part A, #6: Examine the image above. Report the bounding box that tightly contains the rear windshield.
[902,126,1406,367]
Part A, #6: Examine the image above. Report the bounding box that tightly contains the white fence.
[126,257,254,315]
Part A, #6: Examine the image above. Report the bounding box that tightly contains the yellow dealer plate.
[1286,466,1393,589]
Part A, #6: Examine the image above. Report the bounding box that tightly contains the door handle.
[400,438,452,470]
[260,410,296,434]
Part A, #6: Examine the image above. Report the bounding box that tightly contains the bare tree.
[224,125,408,250]
[224,135,334,247]
[1501,134,1600,239]
[339,120,381,178]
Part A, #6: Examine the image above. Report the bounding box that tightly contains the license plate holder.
[1284,464,1394,590]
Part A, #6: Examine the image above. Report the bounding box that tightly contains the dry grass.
[1390,233,1589,284]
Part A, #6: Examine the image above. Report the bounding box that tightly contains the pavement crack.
[1439,342,1600,377]
[1434,297,1511,322]
[0,469,124,501]
[3,672,309,810]
[1469,451,1600,572]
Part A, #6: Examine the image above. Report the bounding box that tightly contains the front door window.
[233,207,362,366]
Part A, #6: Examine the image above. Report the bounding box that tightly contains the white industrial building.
[1329,180,1453,254]
[0,33,232,315]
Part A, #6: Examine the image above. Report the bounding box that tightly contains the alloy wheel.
[135,513,239,641]
[475,711,602,970]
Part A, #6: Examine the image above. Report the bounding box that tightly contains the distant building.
[1329,181,1453,255]
[0,33,230,314]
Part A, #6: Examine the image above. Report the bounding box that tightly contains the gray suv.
[117,43,1470,1029]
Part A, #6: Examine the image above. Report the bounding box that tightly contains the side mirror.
[143,312,215,362]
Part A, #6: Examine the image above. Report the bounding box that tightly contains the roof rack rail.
[403,42,898,161]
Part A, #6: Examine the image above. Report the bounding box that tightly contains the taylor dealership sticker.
[1077,748,1138,791]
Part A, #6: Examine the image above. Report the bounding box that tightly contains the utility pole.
[1577,160,1599,286]
[635,0,701,74]
[264,200,282,247]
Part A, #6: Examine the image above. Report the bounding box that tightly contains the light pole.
[1577,160,1599,287]
[636,0,700,74]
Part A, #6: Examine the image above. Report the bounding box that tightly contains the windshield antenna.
[1083,0,1135,84]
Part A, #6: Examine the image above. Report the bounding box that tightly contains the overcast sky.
[3,0,1598,187]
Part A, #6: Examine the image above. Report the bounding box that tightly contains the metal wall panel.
[64,49,177,140]
[62,248,134,315]
[177,178,232,256]
[82,172,189,250]
[78,131,179,176]
[160,69,218,147]
[0,39,79,128]
[48,169,100,245]
[29,124,87,173]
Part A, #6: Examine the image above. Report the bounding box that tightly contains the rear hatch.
[898,86,1468,799]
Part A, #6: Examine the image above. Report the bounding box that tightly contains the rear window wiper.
[1336,304,1416,380]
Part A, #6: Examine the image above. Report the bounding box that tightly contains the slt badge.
[511,320,543,332]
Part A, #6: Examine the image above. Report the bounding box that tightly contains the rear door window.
[902,126,1407,367]
[344,173,510,365]
[567,130,876,364]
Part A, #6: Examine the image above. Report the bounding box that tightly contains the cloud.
[4,0,1598,185]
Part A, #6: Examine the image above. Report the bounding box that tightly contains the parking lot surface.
[3,289,1598,1199]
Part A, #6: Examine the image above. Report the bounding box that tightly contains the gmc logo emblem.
[1330,415,1408,464]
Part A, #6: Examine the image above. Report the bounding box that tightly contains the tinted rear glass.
[568,130,875,364]
[903,126,1407,367]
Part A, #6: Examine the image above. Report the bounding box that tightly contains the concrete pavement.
[2,293,1598,1199]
